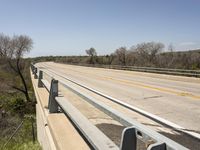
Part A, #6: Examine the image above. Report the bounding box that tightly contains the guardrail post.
[38,70,43,87]
[34,68,38,79]
[120,127,166,150]
[48,79,59,113]
[31,64,35,74]
[33,67,35,74]
[147,142,166,150]
[120,127,137,150]
[30,63,33,72]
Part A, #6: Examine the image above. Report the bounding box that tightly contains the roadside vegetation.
[33,42,200,70]
[0,33,40,149]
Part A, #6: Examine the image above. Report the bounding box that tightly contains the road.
[36,62,200,147]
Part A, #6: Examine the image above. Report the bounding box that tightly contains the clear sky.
[0,0,200,57]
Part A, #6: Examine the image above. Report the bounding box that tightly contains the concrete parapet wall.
[32,71,57,150]
[31,70,89,150]
[36,103,56,150]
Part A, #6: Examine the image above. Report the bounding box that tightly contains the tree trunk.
[16,59,30,101]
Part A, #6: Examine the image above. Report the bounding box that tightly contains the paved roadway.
[37,62,200,135]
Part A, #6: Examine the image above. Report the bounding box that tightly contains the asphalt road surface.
[36,62,200,148]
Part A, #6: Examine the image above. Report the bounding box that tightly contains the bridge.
[31,62,200,150]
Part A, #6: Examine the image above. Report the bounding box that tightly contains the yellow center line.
[104,77,200,100]
[47,63,200,100]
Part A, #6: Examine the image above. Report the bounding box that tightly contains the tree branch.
[8,60,18,73]
[12,86,26,94]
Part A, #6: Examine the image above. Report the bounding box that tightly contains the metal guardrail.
[31,63,188,150]
[62,63,200,78]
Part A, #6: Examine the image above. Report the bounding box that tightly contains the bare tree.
[168,43,174,52]
[167,43,175,67]
[0,33,11,57]
[114,47,127,65]
[108,54,115,65]
[135,42,164,65]
[85,47,97,64]
[0,34,33,101]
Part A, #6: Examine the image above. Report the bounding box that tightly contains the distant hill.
[183,49,200,53]
[163,49,200,54]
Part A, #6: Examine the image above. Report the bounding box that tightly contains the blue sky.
[0,0,200,57]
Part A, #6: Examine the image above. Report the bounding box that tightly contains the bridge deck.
[31,62,200,149]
